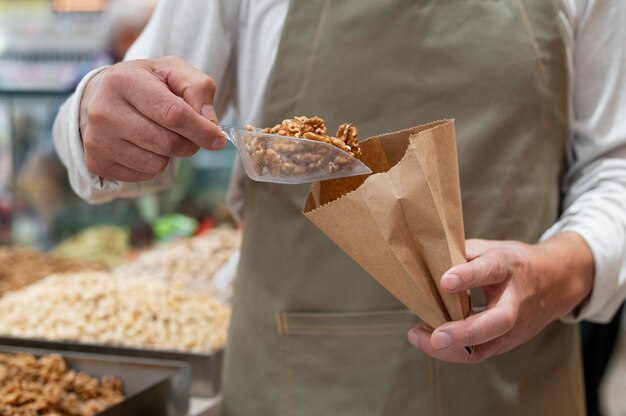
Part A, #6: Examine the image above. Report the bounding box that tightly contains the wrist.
[531,232,595,318]
[78,66,110,142]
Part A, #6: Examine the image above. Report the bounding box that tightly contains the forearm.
[541,159,626,322]
[548,0,626,322]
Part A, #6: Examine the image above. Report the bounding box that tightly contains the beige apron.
[222,1,584,415]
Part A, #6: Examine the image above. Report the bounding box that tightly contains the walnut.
[281,162,307,175]
[0,352,123,415]
[337,123,362,158]
[302,132,353,154]
[245,116,365,179]
[250,148,283,176]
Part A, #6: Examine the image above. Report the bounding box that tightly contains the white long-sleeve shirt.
[53,0,626,323]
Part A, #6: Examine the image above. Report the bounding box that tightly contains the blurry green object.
[136,194,160,225]
[53,225,129,268]
[153,214,198,242]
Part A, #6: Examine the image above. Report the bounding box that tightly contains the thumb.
[147,56,218,122]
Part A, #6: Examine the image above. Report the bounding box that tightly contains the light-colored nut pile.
[245,116,362,177]
[0,247,104,296]
[0,352,124,416]
[0,272,230,353]
[114,228,240,291]
[54,225,130,268]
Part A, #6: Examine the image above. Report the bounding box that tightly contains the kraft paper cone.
[303,120,470,329]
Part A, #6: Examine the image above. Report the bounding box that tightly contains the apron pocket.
[276,310,432,416]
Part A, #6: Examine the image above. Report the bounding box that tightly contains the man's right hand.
[79,56,225,182]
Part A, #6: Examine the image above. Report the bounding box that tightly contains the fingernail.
[201,104,217,123]
[433,331,451,349]
[408,330,420,346]
[210,136,225,151]
[443,274,460,291]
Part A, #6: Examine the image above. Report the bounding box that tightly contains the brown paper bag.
[303,120,471,329]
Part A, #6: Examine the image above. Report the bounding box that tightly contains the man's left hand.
[407,233,594,363]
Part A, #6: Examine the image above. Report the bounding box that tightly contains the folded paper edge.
[408,123,471,321]
[408,138,467,321]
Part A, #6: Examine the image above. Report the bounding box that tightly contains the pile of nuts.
[244,116,362,177]
[53,225,130,268]
[0,247,104,296]
[0,272,230,353]
[114,227,240,292]
[0,352,123,416]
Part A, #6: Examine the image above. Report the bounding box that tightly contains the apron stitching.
[279,336,288,416]
[276,313,284,334]
[515,0,549,87]
[292,0,331,115]
[427,357,434,416]
[278,310,288,416]
[285,323,414,331]
[286,336,293,416]
[435,359,442,416]
[283,310,414,319]
[282,312,290,334]
[284,330,411,336]
[571,325,585,415]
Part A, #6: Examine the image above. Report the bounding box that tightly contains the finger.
[441,254,508,293]
[85,136,170,175]
[107,162,155,182]
[148,56,218,120]
[409,325,513,363]
[119,105,200,157]
[116,140,172,175]
[408,326,478,364]
[429,302,517,349]
[86,158,155,183]
[110,65,225,150]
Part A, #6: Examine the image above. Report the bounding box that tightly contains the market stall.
[0,2,240,414]
[0,228,240,415]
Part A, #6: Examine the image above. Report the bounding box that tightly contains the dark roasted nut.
[0,248,104,296]
[0,352,123,415]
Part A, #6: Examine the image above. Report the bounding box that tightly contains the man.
[54,1,626,415]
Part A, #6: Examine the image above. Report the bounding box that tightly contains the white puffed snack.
[0,272,230,353]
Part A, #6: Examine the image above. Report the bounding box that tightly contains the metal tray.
[0,345,191,416]
[0,336,222,397]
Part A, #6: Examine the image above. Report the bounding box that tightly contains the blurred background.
[0,0,237,250]
[0,3,238,413]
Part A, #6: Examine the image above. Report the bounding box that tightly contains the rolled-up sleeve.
[544,0,626,323]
